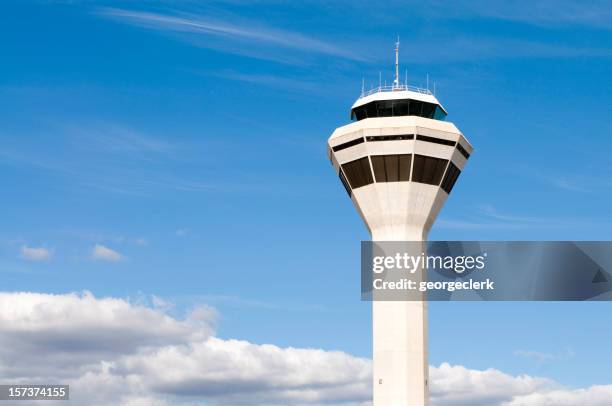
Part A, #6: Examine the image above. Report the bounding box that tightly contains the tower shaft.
[372,230,428,406]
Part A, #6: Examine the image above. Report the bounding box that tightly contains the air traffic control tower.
[327,41,473,405]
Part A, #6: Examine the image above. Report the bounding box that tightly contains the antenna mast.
[394,37,400,88]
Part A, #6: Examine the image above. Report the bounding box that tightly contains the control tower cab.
[328,84,472,239]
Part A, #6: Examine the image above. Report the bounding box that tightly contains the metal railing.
[360,84,432,98]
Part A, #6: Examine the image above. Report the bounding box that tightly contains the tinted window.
[332,137,364,152]
[371,155,386,182]
[416,134,455,146]
[421,102,435,118]
[399,155,412,181]
[393,100,409,116]
[350,99,447,122]
[339,170,352,196]
[371,155,412,182]
[366,134,414,141]
[433,107,447,120]
[412,155,448,186]
[341,157,374,189]
[352,108,367,121]
[377,100,393,117]
[441,162,461,194]
[365,103,377,118]
[408,100,423,116]
[456,143,470,159]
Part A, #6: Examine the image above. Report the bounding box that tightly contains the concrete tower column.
[371,229,429,406]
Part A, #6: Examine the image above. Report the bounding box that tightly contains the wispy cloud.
[197,294,327,312]
[514,348,575,363]
[437,204,610,231]
[0,122,261,197]
[393,0,612,30]
[529,170,612,194]
[448,0,612,30]
[511,164,607,194]
[80,125,176,156]
[94,4,612,69]
[208,70,328,93]
[98,8,365,63]
[20,246,53,261]
[514,350,556,363]
[397,36,612,64]
[91,244,124,262]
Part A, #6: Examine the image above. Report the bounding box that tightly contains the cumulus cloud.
[0,291,214,382]
[0,291,368,405]
[503,385,612,406]
[91,244,123,261]
[0,291,610,405]
[430,363,556,406]
[20,245,52,261]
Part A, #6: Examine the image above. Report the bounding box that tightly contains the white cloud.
[503,385,612,406]
[91,244,124,262]
[513,348,576,366]
[437,204,611,231]
[446,0,612,30]
[0,291,610,406]
[99,8,364,63]
[135,238,148,246]
[20,245,52,261]
[514,350,556,363]
[0,291,367,405]
[430,363,556,405]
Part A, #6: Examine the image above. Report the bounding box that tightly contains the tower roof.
[352,86,447,115]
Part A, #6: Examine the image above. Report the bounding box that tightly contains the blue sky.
[1,0,612,397]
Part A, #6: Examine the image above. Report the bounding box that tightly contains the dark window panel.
[366,134,414,141]
[371,155,386,182]
[422,156,437,184]
[408,100,423,116]
[441,162,461,194]
[399,154,412,181]
[412,155,448,186]
[412,154,425,183]
[434,107,447,120]
[416,134,456,147]
[386,155,400,182]
[377,100,393,117]
[351,107,367,121]
[341,157,374,189]
[339,170,352,196]
[350,99,447,121]
[456,143,471,159]
[332,137,365,152]
[365,103,377,118]
[393,100,409,116]
[371,154,412,182]
[421,102,435,118]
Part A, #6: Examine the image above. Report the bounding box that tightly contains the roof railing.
[360,84,432,98]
